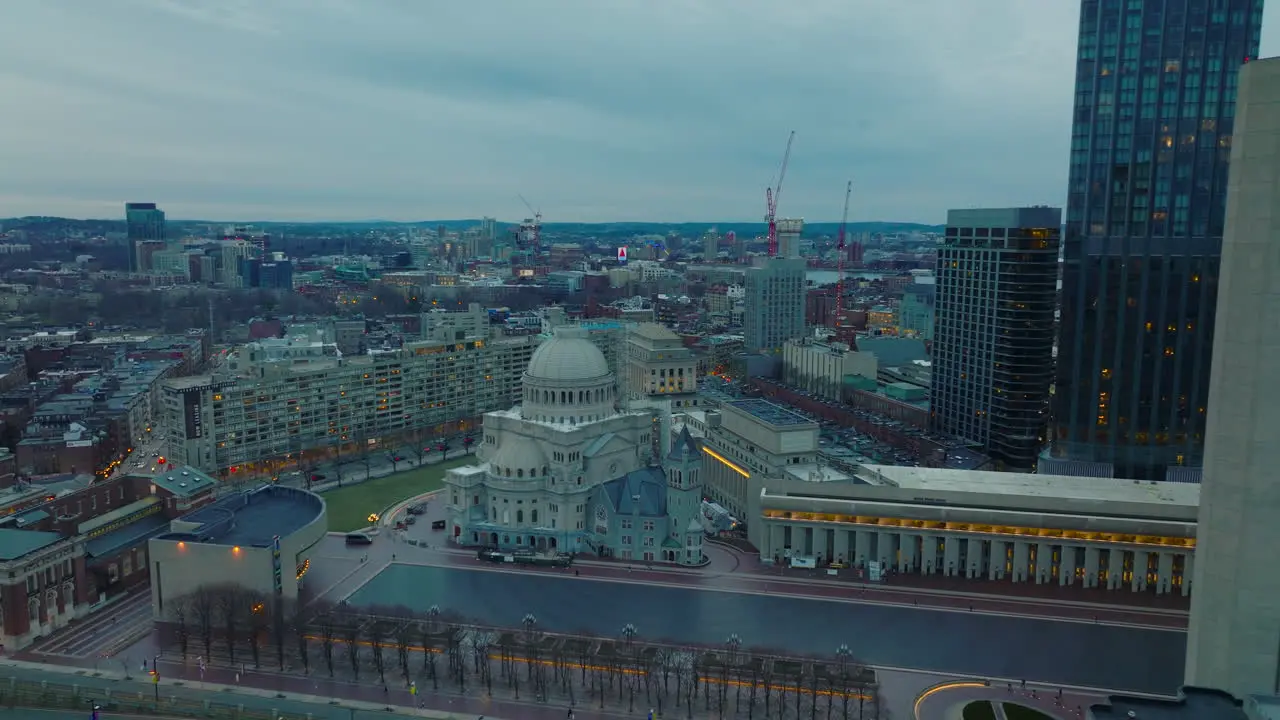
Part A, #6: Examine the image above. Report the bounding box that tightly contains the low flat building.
[749,464,1197,595]
[149,485,327,618]
[695,399,820,519]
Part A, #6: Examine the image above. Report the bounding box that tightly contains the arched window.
[28,598,39,625]
[517,510,524,524]
[502,510,510,524]
[577,476,583,486]
[62,582,74,610]
[505,468,512,477]
[542,466,549,476]
[532,510,538,524]
[517,469,524,478]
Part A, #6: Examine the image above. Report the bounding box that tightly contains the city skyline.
[4,1,1278,224]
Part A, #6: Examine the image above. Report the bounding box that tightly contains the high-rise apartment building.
[125,202,165,273]
[743,257,806,354]
[933,207,1061,472]
[1049,0,1264,480]
[1184,56,1280,700]
[776,218,804,259]
[158,330,538,473]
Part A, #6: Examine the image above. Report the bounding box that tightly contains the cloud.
[1,0,1277,224]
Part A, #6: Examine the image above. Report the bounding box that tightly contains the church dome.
[526,326,610,383]
[488,435,548,478]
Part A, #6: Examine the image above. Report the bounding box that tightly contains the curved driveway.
[345,563,1185,696]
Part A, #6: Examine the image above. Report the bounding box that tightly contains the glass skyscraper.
[1049,0,1264,480]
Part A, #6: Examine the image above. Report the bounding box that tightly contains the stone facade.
[444,326,705,565]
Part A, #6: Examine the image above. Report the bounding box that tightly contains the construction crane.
[765,131,796,257]
[832,180,853,327]
[518,194,542,252]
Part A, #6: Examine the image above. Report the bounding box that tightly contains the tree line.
[160,583,887,720]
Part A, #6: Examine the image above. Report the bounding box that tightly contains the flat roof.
[0,528,64,560]
[855,465,1199,508]
[160,486,323,548]
[149,466,218,498]
[728,399,812,427]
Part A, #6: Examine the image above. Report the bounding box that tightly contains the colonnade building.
[746,464,1198,596]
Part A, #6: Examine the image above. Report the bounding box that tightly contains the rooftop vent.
[181,471,190,476]
[179,482,187,487]
[167,476,175,481]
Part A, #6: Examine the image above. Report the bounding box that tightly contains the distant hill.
[2,216,942,236]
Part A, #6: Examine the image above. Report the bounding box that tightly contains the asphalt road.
[345,564,1186,697]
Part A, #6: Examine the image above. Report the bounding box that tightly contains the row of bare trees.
[160,585,885,720]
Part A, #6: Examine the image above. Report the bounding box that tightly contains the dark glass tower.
[1050,0,1264,480]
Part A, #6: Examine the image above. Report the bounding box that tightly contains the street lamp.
[622,623,638,647]
[522,613,537,636]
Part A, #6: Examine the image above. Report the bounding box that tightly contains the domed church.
[443,326,706,566]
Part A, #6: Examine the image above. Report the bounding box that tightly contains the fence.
[0,675,419,720]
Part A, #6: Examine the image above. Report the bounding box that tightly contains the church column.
[943,536,962,577]
[1157,552,1174,596]
[1107,549,1125,590]
[965,538,983,579]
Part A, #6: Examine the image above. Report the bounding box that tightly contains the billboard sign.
[183,390,202,440]
[617,246,628,264]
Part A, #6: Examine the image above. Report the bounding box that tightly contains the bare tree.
[171,595,191,660]
[270,597,289,671]
[191,588,217,660]
[291,600,317,674]
[214,585,248,667]
[318,609,337,677]
[342,614,363,680]
[246,592,270,669]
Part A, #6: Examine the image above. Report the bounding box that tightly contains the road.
[342,562,1185,697]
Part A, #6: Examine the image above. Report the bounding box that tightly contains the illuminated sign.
[617,247,628,264]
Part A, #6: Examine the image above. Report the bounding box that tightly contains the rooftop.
[0,527,64,561]
[728,399,812,427]
[853,465,1200,508]
[158,485,323,548]
[149,466,218,498]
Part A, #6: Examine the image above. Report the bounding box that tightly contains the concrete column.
[1084,546,1101,588]
[897,533,915,573]
[944,536,962,577]
[833,529,850,564]
[813,527,830,564]
[1059,545,1077,587]
[1157,552,1174,595]
[965,538,983,578]
[855,530,873,567]
[921,535,937,575]
[1107,550,1125,590]
[1183,553,1194,597]
[877,532,896,567]
[1132,551,1146,592]
[989,540,1006,580]
[1036,542,1053,584]
[1012,541,1030,583]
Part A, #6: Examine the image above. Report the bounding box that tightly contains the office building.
[158,330,537,474]
[743,257,806,354]
[126,202,165,273]
[625,323,700,408]
[1185,56,1280,699]
[933,207,1060,471]
[751,463,1196,595]
[1050,0,1264,480]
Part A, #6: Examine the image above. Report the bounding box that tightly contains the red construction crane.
[765,131,796,257]
[832,180,853,327]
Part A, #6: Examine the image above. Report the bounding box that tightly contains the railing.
[0,675,416,720]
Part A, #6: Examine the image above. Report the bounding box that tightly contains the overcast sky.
[2,1,1278,225]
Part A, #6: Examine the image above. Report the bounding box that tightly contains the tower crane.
[518,194,542,252]
[832,180,853,327]
[765,131,796,257]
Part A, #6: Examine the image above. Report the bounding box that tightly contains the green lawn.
[961,701,997,720]
[321,457,470,532]
[1002,704,1054,720]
